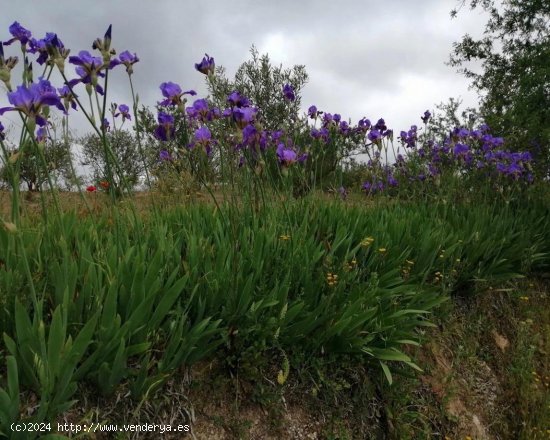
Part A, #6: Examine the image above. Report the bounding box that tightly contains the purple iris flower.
[362,180,384,194]
[271,130,283,142]
[159,81,196,106]
[310,127,329,142]
[194,125,211,143]
[308,105,318,118]
[116,104,131,121]
[333,114,341,124]
[276,143,297,165]
[117,50,139,74]
[154,112,175,141]
[374,118,387,131]
[0,121,5,141]
[101,118,110,132]
[368,129,382,142]
[159,150,172,161]
[68,50,104,85]
[57,85,78,111]
[387,174,398,187]
[339,120,350,135]
[227,90,250,108]
[29,33,65,65]
[421,110,431,124]
[191,125,214,156]
[322,113,333,127]
[358,118,371,130]
[452,127,470,139]
[242,124,258,146]
[0,78,65,126]
[520,152,532,162]
[4,22,32,47]
[186,98,211,121]
[36,126,48,143]
[232,106,257,129]
[195,53,215,75]
[453,143,469,156]
[282,84,295,101]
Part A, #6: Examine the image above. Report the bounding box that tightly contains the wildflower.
[339,120,350,135]
[117,50,139,74]
[99,180,110,190]
[276,143,297,166]
[232,106,258,129]
[519,296,529,301]
[154,112,175,141]
[159,150,172,161]
[101,118,110,132]
[279,234,291,241]
[4,21,32,47]
[194,53,215,75]
[374,118,387,131]
[282,84,295,101]
[190,125,214,156]
[29,33,67,68]
[361,237,374,247]
[115,104,131,121]
[378,248,387,254]
[421,110,431,124]
[86,185,97,192]
[159,81,196,107]
[0,78,65,126]
[308,105,318,118]
[57,85,77,111]
[453,143,470,156]
[35,126,48,143]
[227,90,250,108]
[186,98,219,122]
[362,180,384,194]
[368,129,382,143]
[310,127,329,142]
[68,50,106,88]
[357,118,371,131]
[345,258,357,271]
[326,272,338,286]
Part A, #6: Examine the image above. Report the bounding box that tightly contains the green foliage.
[449,0,550,175]
[1,192,549,432]
[0,137,74,192]
[80,129,153,188]
[206,45,309,131]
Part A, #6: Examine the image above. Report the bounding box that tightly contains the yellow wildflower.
[361,236,375,247]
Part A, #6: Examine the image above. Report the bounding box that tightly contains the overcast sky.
[1,0,489,139]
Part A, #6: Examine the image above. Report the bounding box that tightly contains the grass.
[0,189,549,439]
